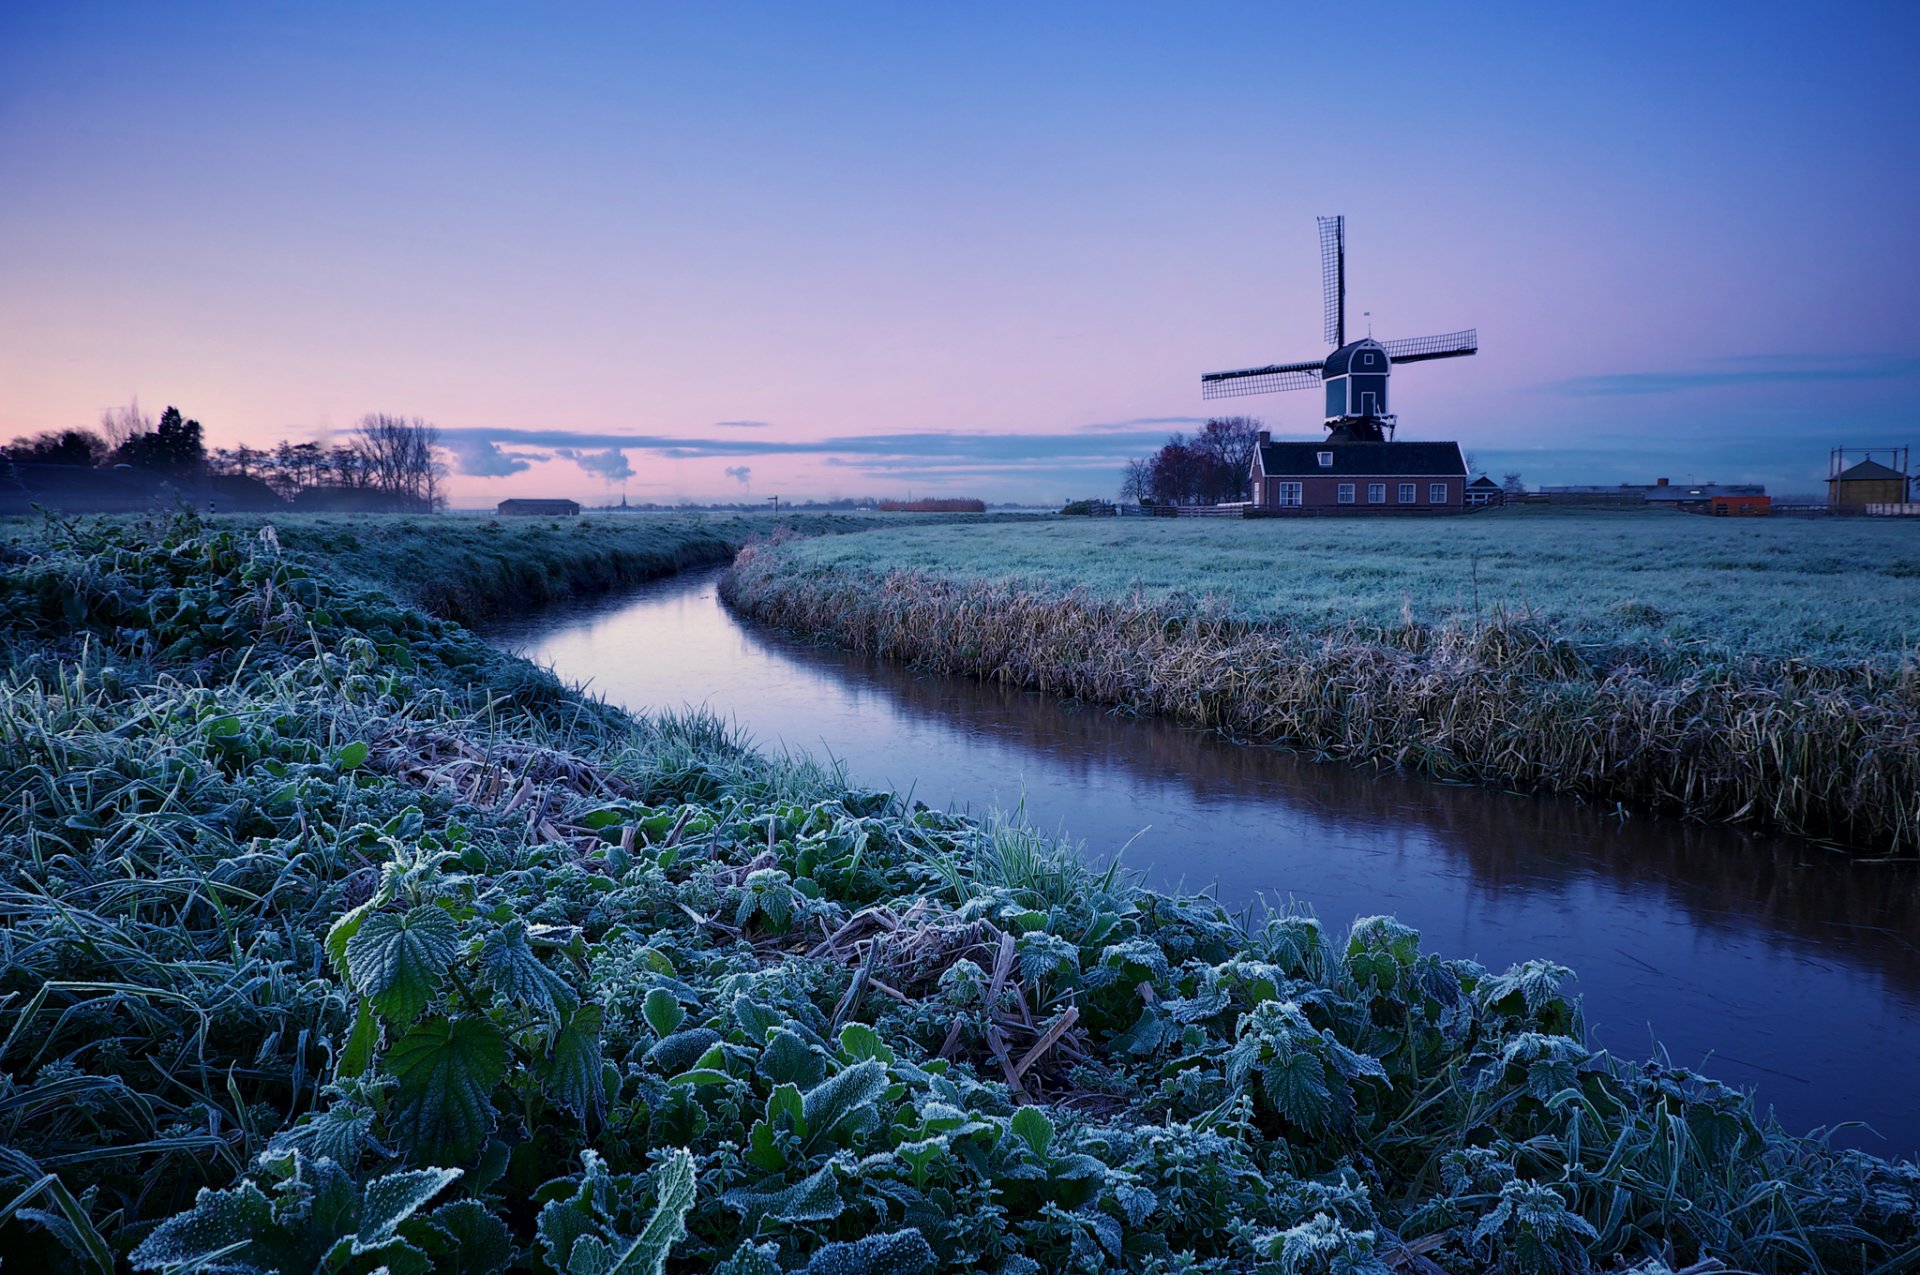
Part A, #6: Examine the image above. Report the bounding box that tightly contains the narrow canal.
[488,565,1920,1157]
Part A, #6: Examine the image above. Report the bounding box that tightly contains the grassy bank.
[239,511,915,625]
[721,514,1920,852]
[3,513,1917,1273]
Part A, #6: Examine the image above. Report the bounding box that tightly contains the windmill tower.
[1201,216,1478,442]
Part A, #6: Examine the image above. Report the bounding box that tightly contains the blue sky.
[2,2,1916,503]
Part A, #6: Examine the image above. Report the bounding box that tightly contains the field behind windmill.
[723,508,1920,851]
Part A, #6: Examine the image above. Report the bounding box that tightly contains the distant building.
[497,498,580,517]
[1249,434,1467,514]
[1465,475,1504,508]
[1645,482,1769,515]
[1829,459,1909,511]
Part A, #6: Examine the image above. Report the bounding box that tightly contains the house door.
[1359,391,1379,416]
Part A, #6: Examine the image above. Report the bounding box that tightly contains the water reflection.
[488,568,1920,1156]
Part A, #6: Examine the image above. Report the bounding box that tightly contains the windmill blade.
[1201,359,1323,399]
[1317,215,1345,346]
[1380,329,1478,364]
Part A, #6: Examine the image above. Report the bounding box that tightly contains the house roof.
[1467,475,1501,488]
[1256,440,1466,478]
[1834,459,1907,482]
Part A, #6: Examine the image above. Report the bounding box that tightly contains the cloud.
[554,447,635,482]
[724,464,752,486]
[444,436,549,477]
[713,420,770,429]
[437,421,1200,465]
[1544,354,1920,397]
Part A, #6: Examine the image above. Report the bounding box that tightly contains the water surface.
[489,567,1920,1156]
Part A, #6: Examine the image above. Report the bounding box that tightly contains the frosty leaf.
[723,1161,843,1223]
[801,1059,887,1150]
[482,920,576,1022]
[802,1228,936,1275]
[1260,1048,1334,1134]
[387,1016,508,1164]
[564,1150,697,1275]
[347,906,458,1026]
[757,1027,826,1088]
[129,1180,272,1272]
[415,1200,515,1275]
[355,1167,462,1246]
[714,1240,782,1275]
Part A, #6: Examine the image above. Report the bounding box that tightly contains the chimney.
[1656,477,1669,486]
[1257,430,1271,444]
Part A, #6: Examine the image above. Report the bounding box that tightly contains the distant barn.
[1829,460,1909,511]
[1465,475,1504,508]
[497,498,580,517]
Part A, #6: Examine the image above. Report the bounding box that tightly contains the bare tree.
[98,398,153,451]
[1502,471,1526,496]
[353,413,445,510]
[1119,457,1152,503]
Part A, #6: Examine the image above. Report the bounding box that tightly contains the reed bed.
[2,512,1916,1272]
[722,544,1920,853]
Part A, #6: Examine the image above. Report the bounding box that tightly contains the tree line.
[3,402,446,510]
[1119,416,1262,506]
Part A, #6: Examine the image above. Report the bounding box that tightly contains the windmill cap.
[1323,339,1389,377]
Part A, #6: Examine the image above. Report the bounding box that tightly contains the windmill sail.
[1318,215,1344,346]
[1201,359,1323,400]
[1380,330,1478,364]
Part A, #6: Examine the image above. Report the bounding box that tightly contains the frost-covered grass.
[724,515,1920,851]
[4,512,1917,1272]
[763,509,1920,669]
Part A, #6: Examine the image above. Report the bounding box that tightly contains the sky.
[3,2,1917,506]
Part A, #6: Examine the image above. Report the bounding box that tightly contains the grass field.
[756,509,1920,669]
[3,511,1916,1272]
[724,510,1920,851]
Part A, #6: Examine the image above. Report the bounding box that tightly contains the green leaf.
[836,1022,895,1065]
[387,1017,508,1164]
[543,1003,607,1118]
[714,1241,782,1275]
[642,988,685,1039]
[337,740,370,770]
[347,906,459,1026]
[1009,1106,1053,1159]
[340,1000,380,1080]
[326,900,375,978]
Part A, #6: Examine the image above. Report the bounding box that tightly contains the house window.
[1429,483,1447,504]
[1398,483,1416,504]
[1367,482,1385,504]
[1317,451,1333,467]
[1276,481,1303,507]
[1337,482,1355,504]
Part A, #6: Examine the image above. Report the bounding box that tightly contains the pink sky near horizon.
[3,3,1915,504]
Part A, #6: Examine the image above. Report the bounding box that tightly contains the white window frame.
[1317,451,1334,467]
[1429,483,1447,504]
[1336,482,1355,504]
[1367,482,1385,504]
[1276,481,1303,507]
[1398,482,1416,504]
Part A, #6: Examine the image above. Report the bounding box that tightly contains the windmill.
[1200,216,1477,443]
